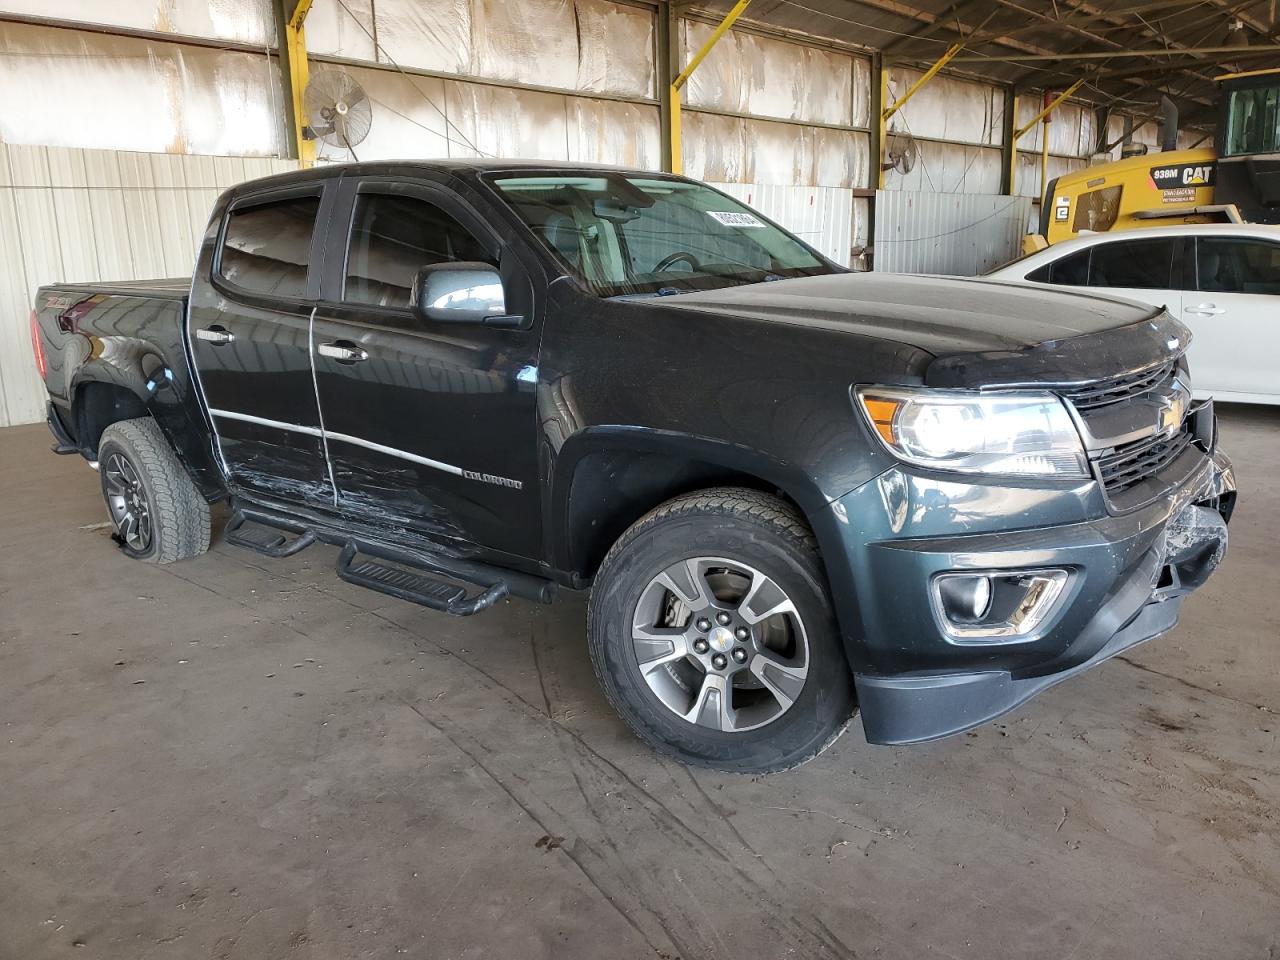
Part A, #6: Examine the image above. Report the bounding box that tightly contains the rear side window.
[1087,238,1176,289]
[343,191,493,309]
[1028,248,1089,285]
[219,194,320,299]
[1197,237,1280,295]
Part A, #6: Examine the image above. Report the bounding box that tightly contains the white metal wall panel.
[882,141,1004,195]
[874,190,1033,277]
[683,20,859,127]
[0,22,287,156]
[312,66,661,170]
[710,182,853,266]
[0,0,276,45]
[0,145,294,427]
[886,68,1004,147]
[310,0,655,99]
[685,113,869,189]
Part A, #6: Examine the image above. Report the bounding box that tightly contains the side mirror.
[411,262,522,328]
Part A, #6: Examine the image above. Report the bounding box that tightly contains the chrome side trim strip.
[206,409,523,488]
[323,430,465,477]
[207,408,324,437]
[207,408,465,478]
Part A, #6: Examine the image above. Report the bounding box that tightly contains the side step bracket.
[336,543,508,616]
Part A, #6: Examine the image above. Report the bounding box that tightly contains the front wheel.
[587,488,856,773]
[98,418,211,564]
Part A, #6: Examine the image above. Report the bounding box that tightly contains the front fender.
[547,426,867,661]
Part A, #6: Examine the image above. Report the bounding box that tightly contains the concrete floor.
[1,406,1277,960]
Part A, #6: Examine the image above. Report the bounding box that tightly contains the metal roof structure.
[689,0,1279,123]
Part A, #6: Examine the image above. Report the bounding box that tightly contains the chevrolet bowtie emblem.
[1158,380,1189,434]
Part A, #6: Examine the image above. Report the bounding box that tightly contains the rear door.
[310,175,544,560]
[1188,235,1280,399]
[189,180,336,507]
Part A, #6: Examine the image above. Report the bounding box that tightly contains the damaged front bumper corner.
[841,443,1236,746]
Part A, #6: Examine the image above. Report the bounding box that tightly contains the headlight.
[855,386,1088,478]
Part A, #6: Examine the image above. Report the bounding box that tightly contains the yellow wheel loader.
[1038,68,1279,246]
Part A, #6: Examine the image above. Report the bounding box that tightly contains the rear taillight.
[30,309,47,379]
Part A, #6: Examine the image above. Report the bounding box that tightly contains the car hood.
[661,273,1189,388]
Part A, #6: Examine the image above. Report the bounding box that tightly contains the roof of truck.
[223,158,683,194]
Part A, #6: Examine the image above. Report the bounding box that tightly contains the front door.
[1188,235,1280,400]
[310,176,543,561]
[189,181,336,508]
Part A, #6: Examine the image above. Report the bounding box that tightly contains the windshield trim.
[478,169,842,298]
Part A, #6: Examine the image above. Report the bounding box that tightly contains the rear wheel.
[588,488,856,773]
[98,418,211,564]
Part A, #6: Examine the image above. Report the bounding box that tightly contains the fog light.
[937,575,992,623]
[931,569,1070,643]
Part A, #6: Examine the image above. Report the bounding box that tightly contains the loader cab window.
[219,194,320,299]
[343,191,494,309]
[1223,82,1280,157]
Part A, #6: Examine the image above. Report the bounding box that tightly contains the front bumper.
[824,433,1235,745]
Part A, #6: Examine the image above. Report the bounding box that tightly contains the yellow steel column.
[878,67,889,189]
[1040,104,1050,203]
[668,0,752,175]
[285,0,316,168]
[1007,94,1019,195]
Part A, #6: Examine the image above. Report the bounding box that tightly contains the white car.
[985,224,1280,405]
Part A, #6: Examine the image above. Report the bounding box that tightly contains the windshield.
[1223,82,1280,157]
[488,173,836,297]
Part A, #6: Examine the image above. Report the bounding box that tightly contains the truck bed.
[44,277,192,301]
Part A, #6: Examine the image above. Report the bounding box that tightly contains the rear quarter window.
[219,194,320,299]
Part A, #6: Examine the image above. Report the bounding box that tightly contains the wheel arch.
[70,372,225,502]
[551,428,833,581]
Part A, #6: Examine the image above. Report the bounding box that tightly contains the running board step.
[224,510,317,558]
[336,543,508,616]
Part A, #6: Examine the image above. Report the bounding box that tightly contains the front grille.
[1062,361,1176,411]
[1097,423,1194,496]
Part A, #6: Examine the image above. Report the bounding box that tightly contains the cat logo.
[1149,162,1216,191]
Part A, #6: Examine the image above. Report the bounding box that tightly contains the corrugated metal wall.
[0,145,294,427]
[874,190,1032,276]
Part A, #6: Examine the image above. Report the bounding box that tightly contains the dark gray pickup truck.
[31,160,1236,772]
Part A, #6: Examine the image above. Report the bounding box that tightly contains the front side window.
[1197,237,1280,295]
[344,191,493,309]
[219,194,320,299]
[1223,82,1280,157]
[1087,238,1177,289]
[488,174,834,297]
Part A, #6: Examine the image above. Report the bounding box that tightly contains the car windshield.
[488,173,837,297]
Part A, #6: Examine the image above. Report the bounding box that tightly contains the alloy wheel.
[103,452,152,552]
[632,557,810,732]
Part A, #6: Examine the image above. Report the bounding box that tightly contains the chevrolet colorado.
[30,161,1236,772]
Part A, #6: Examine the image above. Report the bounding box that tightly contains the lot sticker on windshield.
[707,211,765,228]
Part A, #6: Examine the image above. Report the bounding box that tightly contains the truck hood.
[661,273,1189,388]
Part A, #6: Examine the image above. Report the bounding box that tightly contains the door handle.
[318,340,368,363]
[1184,303,1225,316]
[196,325,234,345]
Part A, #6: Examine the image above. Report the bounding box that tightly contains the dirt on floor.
[1,406,1277,960]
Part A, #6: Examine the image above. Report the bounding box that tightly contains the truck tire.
[588,487,856,773]
[97,418,211,564]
